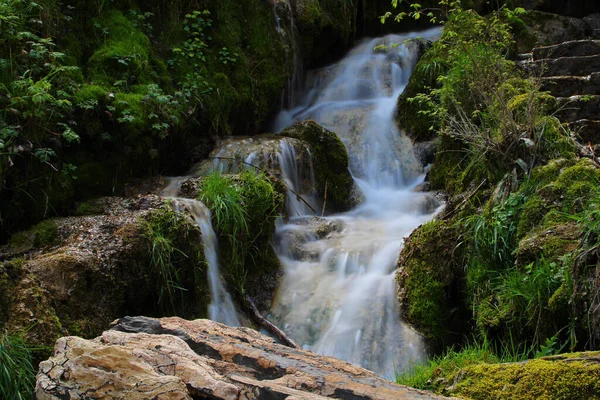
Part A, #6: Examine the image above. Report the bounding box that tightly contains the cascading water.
[161,181,240,326]
[269,27,443,378]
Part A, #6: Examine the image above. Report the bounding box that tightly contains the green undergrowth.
[395,1,600,376]
[142,202,207,315]
[199,171,283,295]
[0,330,37,400]
[398,342,600,399]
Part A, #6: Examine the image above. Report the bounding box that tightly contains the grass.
[396,334,566,392]
[142,202,189,313]
[0,330,37,400]
[199,171,283,294]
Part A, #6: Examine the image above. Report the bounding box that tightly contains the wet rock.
[281,121,356,212]
[35,316,446,400]
[275,216,344,261]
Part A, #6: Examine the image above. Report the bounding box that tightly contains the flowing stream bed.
[269,27,443,378]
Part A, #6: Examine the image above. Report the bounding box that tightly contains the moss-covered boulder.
[395,40,440,142]
[443,352,600,399]
[396,219,467,345]
[281,121,355,212]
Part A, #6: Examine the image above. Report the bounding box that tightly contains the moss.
[142,203,208,315]
[74,199,105,216]
[530,158,576,187]
[517,195,548,238]
[397,219,466,343]
[395,47,441,141]
[449,356,600,399]
[88,10,152,86]
[75,84,109,106]
[32,220,59,248]
[281,120,355,212]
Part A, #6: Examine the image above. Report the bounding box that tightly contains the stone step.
[517,53,533,61]
[533,40,600,61]
[556,95,600,123]
[540,73,600,97]
[570,119,600,145]
[529,54,600,77]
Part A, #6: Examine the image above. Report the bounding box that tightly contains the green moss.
[517,195,548,238]
[73,199,105,216]
[395,47,442,141]
[32,220,59,248]
[75,84,109,106]
[281,121,354,211]
[142,202,207,314]
[451,356,600,399]
[530,158,576,187]
[397,219,465,342]
[88,10,152,86]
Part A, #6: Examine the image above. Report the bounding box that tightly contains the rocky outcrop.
[35,316,446,400]
[520,31,600,150]
[0,196,209,347]
[281,121,357,212]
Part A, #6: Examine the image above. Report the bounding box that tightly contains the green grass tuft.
[0,330,37,400]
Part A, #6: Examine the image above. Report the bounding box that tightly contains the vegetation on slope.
[391,0,600,395]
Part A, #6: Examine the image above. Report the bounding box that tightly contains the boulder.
[0,196,209,347]
[35,316,446,399]
[281,121,356,212]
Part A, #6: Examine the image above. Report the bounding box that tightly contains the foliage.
[200,171,283,293]
[0,330,37,400]
[142,202,192,313]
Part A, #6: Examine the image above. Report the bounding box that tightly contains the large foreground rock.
[36,316,445,400]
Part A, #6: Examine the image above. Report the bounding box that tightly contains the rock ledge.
[35,316,446,399]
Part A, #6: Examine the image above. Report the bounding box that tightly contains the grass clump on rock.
[0,330,37,400]
[199,171,283,294]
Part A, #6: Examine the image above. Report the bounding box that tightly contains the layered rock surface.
[35,316,446,400]
[520,32,600,149]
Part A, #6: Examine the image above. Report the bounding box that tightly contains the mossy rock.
[199,171,284,296]
[395,43,441,142]
[281,121,355,212]
[447,352,600,399]
[515,223,580,267]
[396,219,466,344]
[0,259,63,348]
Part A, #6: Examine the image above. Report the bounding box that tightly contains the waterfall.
[269,27,443,377]
[162,181,240,326]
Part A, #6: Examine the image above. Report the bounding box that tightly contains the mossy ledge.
[281,120,356,212]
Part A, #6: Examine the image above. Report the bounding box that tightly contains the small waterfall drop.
[162,181,240,326]
[269,27,443,377]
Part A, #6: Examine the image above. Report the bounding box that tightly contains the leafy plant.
[172,10,212,68]
[218,47,238,65]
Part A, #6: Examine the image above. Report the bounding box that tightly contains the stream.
[269,27,443,378]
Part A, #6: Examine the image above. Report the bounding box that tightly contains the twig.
[442,178,487,220]
[243,294,299,349]
[321,180,328,216]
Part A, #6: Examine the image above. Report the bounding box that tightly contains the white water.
[161,181,240,326]
[269,28,443,377]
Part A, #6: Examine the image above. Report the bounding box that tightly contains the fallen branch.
[321,180,328,216]
[243,294,299,349]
